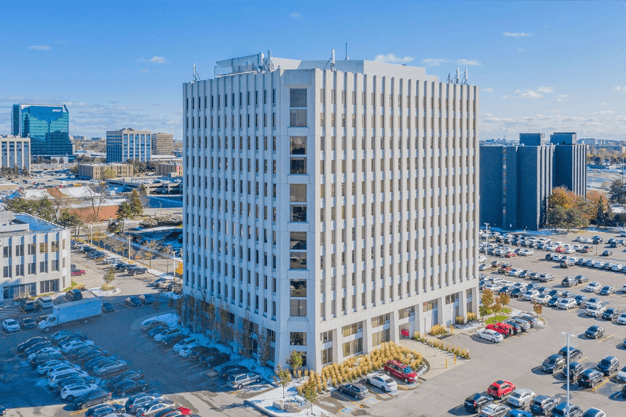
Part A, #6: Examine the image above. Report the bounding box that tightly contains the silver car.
[135,399,176,416]
[93,360,127,377]
[227,372,262,389]
[507,388,535,408]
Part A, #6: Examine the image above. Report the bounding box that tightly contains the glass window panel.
[290,232,307,250]
[290,184,307,202]
[290,109,307,127]
[290,89,307,108]
[290,137,307,155]
[290,252,307,269]
[290,279,307,297]
[290,158,307,174]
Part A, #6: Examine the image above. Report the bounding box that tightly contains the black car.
[602,308,620,320]
[530,395,559,416]
[24,341,52,356]
[29,353,63,368]
[147,326,168,338]
[602,250,612,256]
[128,267,147,276]
[596,356,619,376]
[574,295,588,306]
[20,299,36,313]
[577,369,604,389]
[102,302,115,313]
[542,354,565,374]
[161,334,186,346]
[552,403,583,417]
[18,317,36,330]
[72,389,112,410]
[18,336,48,352]
[85,357,113,371]
[66,289,83,302]
[585,325,605,339]
[561,277,576,287]
[114,379,149,397]
[107,370,144,389]
[558,346,583,361]
[78,350,108,363]
[338,383,369,400]
[548,289,563,298]
[547,296,560,308]
[186,346,213,361]
[125,297,142,307]
[513,315,536,328]
[464,392,491,413]
[139,294,154,305]
[85,403,123,417]
[510,288,524,298]
[221,365,248,379]
[503,320,523,335]
[200,352,230,367]
[563,362,583,381]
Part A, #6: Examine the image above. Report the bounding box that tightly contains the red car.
[504,252,517,258]
[487,380,515,399]
[486,323,513,337]
[71,269,86,276]
[555,246,565,253]
[384,360,418,384]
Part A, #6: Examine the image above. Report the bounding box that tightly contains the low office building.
[77,163,133,180]
[106,128,152,163]
[0,135,30,173]
[151,133,174,155]
[480,132,586,231]
[0,212,71,301]
[156,163,183,177]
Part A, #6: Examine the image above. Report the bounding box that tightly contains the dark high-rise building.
[550,132,586,197]
[480,132,585,231]
[11,104,73,158]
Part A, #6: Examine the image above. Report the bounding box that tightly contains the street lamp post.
[127,237,131,261]
[562,332,576,415]
[484,223,490,240]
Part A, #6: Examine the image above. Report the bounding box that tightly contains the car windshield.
[403,367,413,374]
[510,392,522,399]
[600,358,612,366]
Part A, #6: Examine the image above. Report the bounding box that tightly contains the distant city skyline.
[2,1,626,141]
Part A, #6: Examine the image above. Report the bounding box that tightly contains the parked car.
[585,305,606,317]
[506,388,535,409]
[85,403,124,417]
[365,373,397,393]
[557,298,577,310]
[227,372,262,390]
[577,369,603,389]
[542,355,565,374]
[575,275,589,284]
[561,277,576,287]
[585,325,605,339]
[563,362,583,381]
[476,329,504,343]
[558,346,583,361]
[337,383,369,400]
[220,365,248,379]
[599,285,615,295]
[384,360,418,384]
[602,307,620,320]
[139,294,155,305]
[72,389,112,410]
[478,403,510,417]
[20,317,37,330]
[581,409,606,417]
[154,328,180,342]
[173,337,199,353]
[113,379,149,397]
[551,403,583,417]
[125,297,142,307]
[2,319,20,333]
[66,289,83,302]
[134,399,176,417]
[464,392,492,413]
[106,370,144,390]
[71,269,86,276]
[530,395,558,416]
[487,380,515,399]
[616,313,626,325]
[125,393,163,414]
[601,250,612,256]
[60,383,99,401]
[20,299,36,312]
[596,356,619,376]
[94,360,127,377]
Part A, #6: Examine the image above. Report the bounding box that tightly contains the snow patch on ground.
[89,287,121,297]
[141,312,178,327]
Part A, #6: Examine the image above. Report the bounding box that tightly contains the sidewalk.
[400,338,469,380]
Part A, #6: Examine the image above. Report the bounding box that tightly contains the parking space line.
[338,407,355,415]
[592,377,611,392]
[335,391,364,408]
[598,335,614,343]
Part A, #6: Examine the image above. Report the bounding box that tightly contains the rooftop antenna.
[192,63,200,82]
[345,36,349,60]
[323,49,336,71]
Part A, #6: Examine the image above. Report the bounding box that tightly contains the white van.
[37,296,54,309]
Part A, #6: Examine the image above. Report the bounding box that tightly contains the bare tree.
[163,244,174,274]
[257,324,273,367]
[143,240,158,268]
[86,183,108,225]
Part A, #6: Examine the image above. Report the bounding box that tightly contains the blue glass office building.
[11,104,73,157]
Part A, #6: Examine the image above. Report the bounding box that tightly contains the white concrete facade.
[182,53,480,371]
[0,135,30,172]
[106,128,152,163]
[0,212,71,301]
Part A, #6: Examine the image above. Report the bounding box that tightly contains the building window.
[3,246,11,258]
[3,283,35,300]
[321,346,333,365]
[28,262,36,275]
[290,205,307,222]
[28,243,35,255]
[289,252,307,269]
[290,299,307,317]
[290,232,307,250]
[398,306,415,319]
[3,266,11,278]
[290,89,307,127]
[290,332,307,346]
[342,338,363,357]
[342,321,363,337]
[40,242,48,253]
[320,330,333,343]
[40,279,59,294]
[371,313,390,328]
[290,184,307,202]
[52,259,59,272]
[372,329,391,347]
[290,137,306,154]
[423,300,437,312]
[290,279,307,297]
[40,261,48,273]
[15,264,24,276]
[290,158,306,174]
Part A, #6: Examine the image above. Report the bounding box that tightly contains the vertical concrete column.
[438,296,445,326]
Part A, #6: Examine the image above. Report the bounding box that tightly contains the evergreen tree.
[595,197,610,228]
[128,190,143,217]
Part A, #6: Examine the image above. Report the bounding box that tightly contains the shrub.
[467,312,477,322]
[455,316,465,325]
[75,283,86,291]
[429,324,447,336]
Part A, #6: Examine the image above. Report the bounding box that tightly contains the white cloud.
[289,12,302,19]
[517,48,527,52]
[421,58,447,66]
[457,59,481,66]
[593,110,616,115]
[140,69,149,73]
[503,32,534,37]
[149,56,166,64]
[484,88,493,93]
[537,86,554,93]
[374,54,414,64]
[615,86,626,91]
[516,89,543,99]
[29,45,51,51]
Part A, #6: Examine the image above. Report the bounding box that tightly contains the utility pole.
[127,237,131,261]
[484,223,490,240]
[562,332,575,415]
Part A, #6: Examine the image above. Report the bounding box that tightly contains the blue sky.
[1,1,626,141]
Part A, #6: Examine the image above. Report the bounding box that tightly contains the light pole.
[484,223,490,240]
[562,332,576,414]
[127,237,131,261]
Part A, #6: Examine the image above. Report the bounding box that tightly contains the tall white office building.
[183,52,480,371]
[106,128,152,163]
